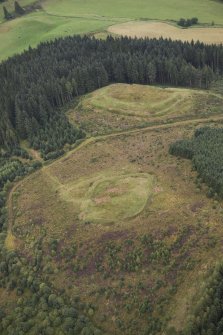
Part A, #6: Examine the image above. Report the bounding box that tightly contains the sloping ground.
[68,84,223,135]
[0,12,117,61]
[7,112,223,334]
[108,21,223,44]
[42,0,223,25]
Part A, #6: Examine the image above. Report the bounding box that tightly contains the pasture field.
[1,0,223,61]
[108,21,223,44]
[68,84,223,135]
[0,12,116,61]
[42,0,223,25]
[6,83,223,334]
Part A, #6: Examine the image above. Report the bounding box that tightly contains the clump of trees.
[3,6,12,20]
[0,244,102,335]
[169,127,223,198]
[177,17,199,27]
[26,113,85,160]
[3,1,25,21]
[14,0,24,15]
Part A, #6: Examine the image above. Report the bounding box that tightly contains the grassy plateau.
[68,84,223,135]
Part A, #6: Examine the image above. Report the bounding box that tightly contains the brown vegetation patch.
[108,21,223,45]
[190,201,204,213]
[99,230,130,242]
[105,186,123,195]
[154,186,163,193]
[94,195,110,204]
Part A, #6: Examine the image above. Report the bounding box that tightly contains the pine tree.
[14,1,25,15]
[16,110,27,139]
[147,62,156,84]
[3,6,12,20]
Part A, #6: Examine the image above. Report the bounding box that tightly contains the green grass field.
[42,0,223,24]
[0,12,116,61]
[0,0,223,61]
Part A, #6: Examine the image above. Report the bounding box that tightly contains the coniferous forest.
[0,35,223,154]
[169,129,223,335]
[184,263,223,335]
[169,127,223,199]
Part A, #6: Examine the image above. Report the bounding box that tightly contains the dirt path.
[6,113,223,241]
[29,148,42,161]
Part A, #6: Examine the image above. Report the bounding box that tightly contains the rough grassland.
[68,84,223,135]
[108,21,223,44]
[7,83,223,334]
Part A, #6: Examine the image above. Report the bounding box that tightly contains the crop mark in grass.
[51,169,155,224]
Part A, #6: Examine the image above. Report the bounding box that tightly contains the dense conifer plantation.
[0,35,222,153]
[183,263,223,335]
[170,127,223,198]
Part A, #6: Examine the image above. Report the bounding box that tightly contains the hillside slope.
[5,84,223,335]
